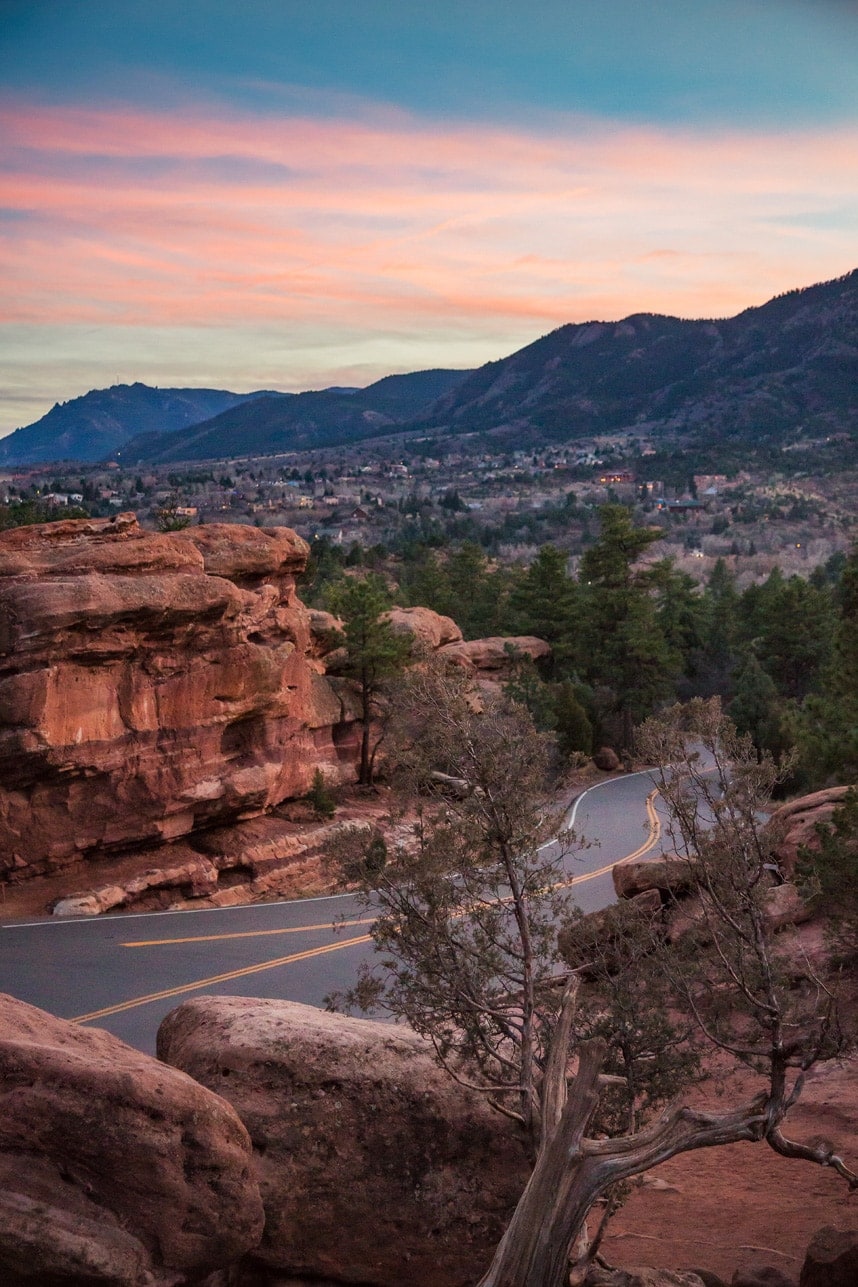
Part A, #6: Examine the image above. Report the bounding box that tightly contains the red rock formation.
[383,604,463,650]
[0,515,360,881]
[767,785,853,877]
[158,995,531,1287]
[437,634,550,671]
[0,991,263,1285]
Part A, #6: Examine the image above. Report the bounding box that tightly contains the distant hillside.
[420,270,858,444]
[124,368,473,464]
[5,270,855,468]
[0,383,280,467]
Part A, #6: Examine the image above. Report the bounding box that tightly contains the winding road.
[0,770,671,1054]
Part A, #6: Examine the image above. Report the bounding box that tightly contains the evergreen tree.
[324,575,412,786]
[728,652,784,756]
[577,506,676,748]
[795,545,858,784]
[688,558,740,699]
[740,573,834,701]
[506,545,578,673]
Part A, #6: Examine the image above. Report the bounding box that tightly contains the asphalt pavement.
[0,768,670,1054]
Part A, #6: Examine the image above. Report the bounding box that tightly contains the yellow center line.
[559,788,661,888]
[73,790,662,1026]
[73,934,373,1024]
[121,916,375,948]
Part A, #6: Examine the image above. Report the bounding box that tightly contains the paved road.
[0,769,670,1054]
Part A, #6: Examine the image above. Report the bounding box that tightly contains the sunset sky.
[2,1,857,437]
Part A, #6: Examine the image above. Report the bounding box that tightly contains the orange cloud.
[1,96,856,338]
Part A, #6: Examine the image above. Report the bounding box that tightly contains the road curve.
[0,769,670,1054]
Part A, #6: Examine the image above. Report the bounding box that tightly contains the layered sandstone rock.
[767,786,853,877]
[612,855,698,901]
[437,633,550,671]
[800,1226,858,1287]
[383,604,463,650]
[158,996,531,1287]
[0,516,360,880]
[0,992,263,1285]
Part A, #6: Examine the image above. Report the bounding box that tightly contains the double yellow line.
[72,933,373,1023]
[73,792,661,1026]
[559,788,661,889]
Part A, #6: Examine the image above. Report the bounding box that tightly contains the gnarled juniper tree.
[328,681,857,1287]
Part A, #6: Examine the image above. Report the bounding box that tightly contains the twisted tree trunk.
[477,1036,771,1287]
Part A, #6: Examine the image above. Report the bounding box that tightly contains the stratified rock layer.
[0,515,360,880]
[158,995,531,1287]
[0,991,264,1285]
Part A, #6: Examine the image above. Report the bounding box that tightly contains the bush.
[306,769,336,819]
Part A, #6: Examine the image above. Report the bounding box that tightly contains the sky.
[1,1,857,437]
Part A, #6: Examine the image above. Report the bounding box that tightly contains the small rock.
[593,746,621,772]
[800,1226,858,1287]
[688,1272,727,1287]
[732,1268,795,1287]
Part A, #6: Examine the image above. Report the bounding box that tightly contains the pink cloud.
[1,95,856,338]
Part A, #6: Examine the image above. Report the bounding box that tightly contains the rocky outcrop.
[438,634,550,671]
[0,991,263,1285]
[800,1226,858,1287]
[731,1270,794,1287]
[768,787,853,877]
[383,604,463,650]
[612,855,698,901]
[50,813,380,916]
[157,996,531,1287]
[0,516,361,882]
[585,1270,707,1287]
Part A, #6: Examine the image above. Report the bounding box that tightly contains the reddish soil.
[603,1055,857,1281]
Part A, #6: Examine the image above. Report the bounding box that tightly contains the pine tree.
[325,575,412,786]
[577,506,676,748]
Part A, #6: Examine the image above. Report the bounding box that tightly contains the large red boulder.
[158,996,531,1287]
[0,992,263,1284]
[800,1226,858,1287]
[767,787,853,877]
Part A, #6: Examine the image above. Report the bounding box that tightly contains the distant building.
[597,469,636,485]
[694,474,728,495]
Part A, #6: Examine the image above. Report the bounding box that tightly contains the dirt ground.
[603,1055,857,1281]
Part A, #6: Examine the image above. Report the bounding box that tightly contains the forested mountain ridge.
[3,270,855,467]
[0,383,280,467]
[420,269,858,443]
[119,368,474,465]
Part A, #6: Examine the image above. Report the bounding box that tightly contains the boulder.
[800,1226,858,1287]
[383,605,463,650]
[438,634,550,671]
[732,1269,795,1287]
[593,746,621,772]
[157,996,531,1287]
[558,888,662,975]
[762,881,813,931]
[612,855,697,901]
[306,608,343,658]
[585,1269,707,1287]
[767,787,853,877]
[0,992,263,1285]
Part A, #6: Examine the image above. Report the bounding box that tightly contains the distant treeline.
[301,504,857,789]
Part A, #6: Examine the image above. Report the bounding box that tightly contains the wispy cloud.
[1,94,856,429]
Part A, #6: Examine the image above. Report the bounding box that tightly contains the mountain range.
[1,269,855,468]
[0,384,277,468]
